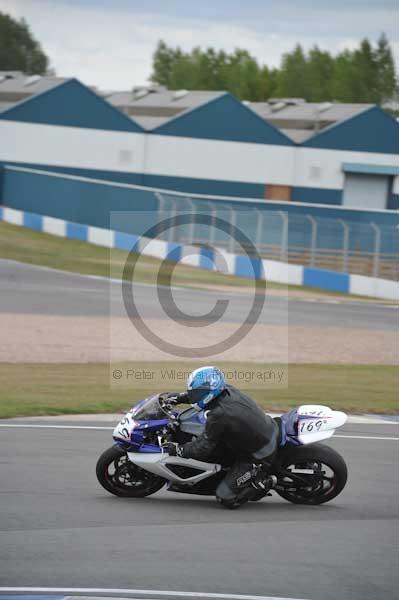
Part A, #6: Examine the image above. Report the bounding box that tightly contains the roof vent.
[317,102,333,113]
[270,101,286,112]
[172,89,188,101]
[285,98,305,106]
[24,75,41,87]
[148,85,166,93]
[133,88,149,100]
[269,97,304,106]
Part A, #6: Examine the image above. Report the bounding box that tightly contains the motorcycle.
[96,393,348,506]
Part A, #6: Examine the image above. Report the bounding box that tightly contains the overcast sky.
[1,0,398,91]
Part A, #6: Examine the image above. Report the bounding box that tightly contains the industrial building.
[0,72,398,219]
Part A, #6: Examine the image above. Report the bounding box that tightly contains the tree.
[223,49,262,100]
[169,48,200,90]
[374,33,397,103]
[353,38,379,102]
[150,37,398,105]
[151,40,179,87]
[305,46,334,101]
[0,11,49,74]
[331,50,357,102]
[275,44,308,98]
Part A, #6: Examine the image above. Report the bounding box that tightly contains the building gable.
[0,79,143,132]
[154,93,293,146]
[303,106,399,154]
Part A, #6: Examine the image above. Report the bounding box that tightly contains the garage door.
[343,173,391,209]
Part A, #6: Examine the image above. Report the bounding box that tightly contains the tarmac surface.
[0,418,398,600]
[1,259,398,329]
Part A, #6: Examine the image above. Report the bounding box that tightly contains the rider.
[167,366,279,508]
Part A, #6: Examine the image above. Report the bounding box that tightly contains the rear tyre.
[275,443,347,505]
[96,446,165,497]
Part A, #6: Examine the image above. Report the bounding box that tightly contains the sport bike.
[96,394,348,506]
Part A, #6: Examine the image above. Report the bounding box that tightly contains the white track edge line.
[0,588,309,600]
[0,424,398,440]
[334,434,399,440]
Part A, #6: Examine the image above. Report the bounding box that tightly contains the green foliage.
[375,33,397,102]
[276,44,308,99]
[0,11,49,74]
[151,34,398,104]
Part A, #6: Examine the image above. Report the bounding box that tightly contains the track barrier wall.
[1,204,398,300]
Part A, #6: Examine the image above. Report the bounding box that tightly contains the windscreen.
[131,395,166,421]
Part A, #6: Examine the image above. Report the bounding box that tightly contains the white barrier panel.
[43,216,66,237]
[262,259,303,286]
[350,274,399,301]
[3,207,23,225]
[88,226,114,248]
[140,238,169,260]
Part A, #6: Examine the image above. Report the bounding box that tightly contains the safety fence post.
[307,215,317,267]
[255,209,264,256]
[229,207,237,253]
[370,222,381,278]
[338,219,350,272]
[278,211,289,262]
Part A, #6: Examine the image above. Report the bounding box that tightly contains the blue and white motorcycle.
[96,393,348,506]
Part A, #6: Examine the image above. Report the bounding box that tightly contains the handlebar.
[158,392,189,415]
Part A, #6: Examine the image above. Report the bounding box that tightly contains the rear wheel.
[275,443,347,505]
[96,446,165,497]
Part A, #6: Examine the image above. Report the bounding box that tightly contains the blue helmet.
[186,366,225,409]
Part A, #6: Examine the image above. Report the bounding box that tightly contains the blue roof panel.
[154,93,294,146]
[0,79,143,132]
[303,106,399,154]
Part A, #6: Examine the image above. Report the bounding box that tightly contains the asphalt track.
[0,259,398,329]
[1,259,398,599]
[0,418,398,600]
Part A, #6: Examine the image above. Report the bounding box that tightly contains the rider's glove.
[176,391,189,404]
[169,392,189,405]
[167,442,184,457]
[162,392,188,406]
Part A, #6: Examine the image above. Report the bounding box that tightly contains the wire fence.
[156,191,399,281]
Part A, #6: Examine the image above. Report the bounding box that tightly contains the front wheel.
[96,446,165,497]
[274,443,348,505]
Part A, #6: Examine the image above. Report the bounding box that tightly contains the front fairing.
[113,395,173,452]
[113,395,206,453]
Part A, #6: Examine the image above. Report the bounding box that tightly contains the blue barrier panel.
[166,241,182,262]
[304,267,349,293]
[66,221,88,241]
[235,255,263,279]
[114,231,139,251]
[0,206,3,220]
[23,211,43,231]
[199,247,214,270]
[2,167,158,232]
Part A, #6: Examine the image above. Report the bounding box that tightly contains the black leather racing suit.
[180,385,279,504]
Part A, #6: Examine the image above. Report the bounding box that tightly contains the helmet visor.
[187,385,212,406]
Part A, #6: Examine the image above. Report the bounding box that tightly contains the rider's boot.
[250,474,278,502]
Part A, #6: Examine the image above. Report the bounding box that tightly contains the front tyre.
[275,443,347,505]
[96,446,165,497]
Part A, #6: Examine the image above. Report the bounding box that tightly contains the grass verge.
[0,362,397,418]
[0,221,273,289]
[0,221,384,300]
